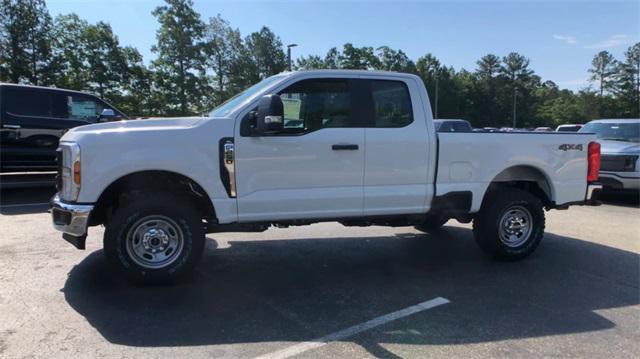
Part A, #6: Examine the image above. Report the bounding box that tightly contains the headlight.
[58,142,81,202]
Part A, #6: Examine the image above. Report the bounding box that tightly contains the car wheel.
[473,187,545,260]
[103,193,205,283]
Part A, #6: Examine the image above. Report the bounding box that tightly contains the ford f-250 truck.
[51,70,602,283]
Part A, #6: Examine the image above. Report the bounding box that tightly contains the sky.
[46,0,640,91]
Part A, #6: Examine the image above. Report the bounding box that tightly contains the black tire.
[414,215,449,233]
[103,193,205,283]
[472,187,545,260]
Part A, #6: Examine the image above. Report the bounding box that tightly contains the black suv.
[0,84,127,173]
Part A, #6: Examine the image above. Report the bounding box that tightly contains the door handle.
[2,124,20,129]
[332,144,359,150]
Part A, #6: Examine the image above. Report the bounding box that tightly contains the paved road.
[0,188,638,358]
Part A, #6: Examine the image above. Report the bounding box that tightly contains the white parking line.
[255,296,450,359]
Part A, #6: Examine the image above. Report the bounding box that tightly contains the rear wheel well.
[90,171,216,227]
[487,166,554,208]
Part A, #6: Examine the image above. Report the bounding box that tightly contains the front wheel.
[103,193,205,283]
[473,188,545,260]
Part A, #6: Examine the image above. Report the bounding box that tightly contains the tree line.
[1,0,638,127]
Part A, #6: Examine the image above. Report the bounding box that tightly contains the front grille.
[55,148,63,191]
[600,155,638,172]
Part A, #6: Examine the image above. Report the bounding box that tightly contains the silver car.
[580,119,640,191]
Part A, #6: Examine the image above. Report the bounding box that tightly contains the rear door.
[234,78,366,222]
[361,78,432,215]
[0,87,76,172]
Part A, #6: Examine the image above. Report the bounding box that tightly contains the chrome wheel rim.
[498,205,533,248]
[125,215,184,269]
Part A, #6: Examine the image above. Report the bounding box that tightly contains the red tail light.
[587,141,601,182]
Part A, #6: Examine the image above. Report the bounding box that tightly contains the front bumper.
[51,194,94,249]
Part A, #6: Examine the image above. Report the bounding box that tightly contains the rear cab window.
[369,80,413,128]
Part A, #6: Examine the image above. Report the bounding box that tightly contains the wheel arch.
[89,170,217,227]
[485,165,555,208]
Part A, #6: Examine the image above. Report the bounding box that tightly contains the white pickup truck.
[51,70,602,283]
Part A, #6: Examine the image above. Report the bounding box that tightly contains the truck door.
[1,86,71,172]
[361,78,432,215]
[234,78,366,222]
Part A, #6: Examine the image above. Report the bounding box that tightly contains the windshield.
[209,75,285,117]
[579,121,640,143]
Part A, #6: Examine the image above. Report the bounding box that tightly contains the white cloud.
[584,34,630,49]
[553,34,577,45]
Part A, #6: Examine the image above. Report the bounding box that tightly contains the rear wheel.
[104,193,205,283]
[414,215,449,233]
[473,187,545,260]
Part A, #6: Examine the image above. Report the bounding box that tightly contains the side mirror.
[98,108,117,122]
[255,94,284,134]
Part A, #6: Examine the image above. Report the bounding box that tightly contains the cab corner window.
[278,79,354,134]
[371,80,413,128]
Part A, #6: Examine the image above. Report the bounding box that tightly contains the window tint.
[3,87,108,122]
[278,79,354,133]
[67,95,105,122]
[4,87,65,118]
[452,121,471,132]
[371,80,413,127]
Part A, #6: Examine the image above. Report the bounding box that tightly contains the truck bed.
[436,132,596,212]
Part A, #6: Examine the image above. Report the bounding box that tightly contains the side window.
[452,122,471,132]
[5,88,55,117]
[278,79,354,133]
[370,80,413,128]
[66,95,106,122]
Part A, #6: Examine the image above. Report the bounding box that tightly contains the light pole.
[434,75,439,119]
[512,87,517,129]
[287,43,298,71]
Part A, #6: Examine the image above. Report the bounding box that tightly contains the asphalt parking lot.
[1,187,639,358]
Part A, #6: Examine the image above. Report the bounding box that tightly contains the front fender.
[73,118,239,223]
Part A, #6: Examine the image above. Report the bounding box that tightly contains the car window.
[452,122,471,132]
[67,95,106,122]
[4,87,63,118]
[371,80,413,128]
[278,79,354,133]
[580,122,640,142]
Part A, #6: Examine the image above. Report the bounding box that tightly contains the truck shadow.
[62,227,639,353]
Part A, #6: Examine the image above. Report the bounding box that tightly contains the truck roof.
[283,69,422,80]
[0,82,100,97]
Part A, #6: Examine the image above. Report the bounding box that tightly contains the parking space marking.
[255,296,450,359]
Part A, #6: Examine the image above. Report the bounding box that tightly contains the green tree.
[339,43,380,69]
[50,14,90,90]
[474,54,502,125]
[589,51,618,96]
[415,54,442,116]
[151,0,207,115]
[0,0,53,85]
[616,43,640,117]
[376,46,415,72]
[244,26,286,81]
[83,22,128,99]
[295,55,330,70]
[500,52,538,127]
[203,14,245,104]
